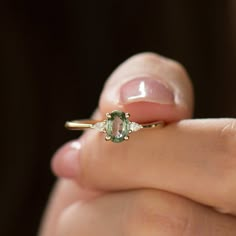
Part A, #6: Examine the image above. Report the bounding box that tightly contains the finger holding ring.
[65,110,165,143]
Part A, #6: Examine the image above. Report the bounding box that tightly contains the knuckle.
[218,119,236,168]
[125,191,188,235]
[219,119,236,147]
[216,119,236,211]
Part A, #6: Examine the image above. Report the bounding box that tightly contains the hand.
[39,53,236,235]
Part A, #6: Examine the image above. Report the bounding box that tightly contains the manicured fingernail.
[51,141,81,179]
[119,77,174,105]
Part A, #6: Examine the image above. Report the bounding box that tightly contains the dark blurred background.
[1,1,236,235]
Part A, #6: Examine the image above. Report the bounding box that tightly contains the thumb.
[52,52,193,180]
[98,52,193,123]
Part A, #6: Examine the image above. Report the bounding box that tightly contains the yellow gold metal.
[65,120,165,130]
[105,135,111,141]
[65,109,165,144]
[125,113,130,118]
[65,110,165,143]
[65,120,97,130]
[106,113,111,118]
[142,121,165,129]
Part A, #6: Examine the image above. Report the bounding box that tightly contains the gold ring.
[65,110,165,143]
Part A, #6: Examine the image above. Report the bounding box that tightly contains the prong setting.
[105,110,130,143]
[125,113,130,118]
[106,113,112,118]
[66,110,164,143]
[105,135,111,141]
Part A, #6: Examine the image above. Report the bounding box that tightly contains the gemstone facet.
[129,122,143,132]
[105,110,130,143]
[92,121,106,132]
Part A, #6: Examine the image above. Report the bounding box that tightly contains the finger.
[39,179,104,236]
[39,180,79,236]
[52,52,193,178]
[56,189,236,236]
[56,118,236,215]
[48,52,195,234]
[99,52,193,123]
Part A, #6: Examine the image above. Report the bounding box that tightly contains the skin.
[39,53,236,235]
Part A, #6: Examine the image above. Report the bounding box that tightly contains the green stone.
[106,110,129,143]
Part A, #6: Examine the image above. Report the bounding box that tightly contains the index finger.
[58,118,236,215]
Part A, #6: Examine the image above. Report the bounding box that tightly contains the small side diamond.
[129,122,143,132]
[92,121,106,132]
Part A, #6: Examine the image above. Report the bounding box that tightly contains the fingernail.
[51,141,81,179]
[119,77,174,105]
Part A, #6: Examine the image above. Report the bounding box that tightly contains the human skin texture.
[39,53,236,236]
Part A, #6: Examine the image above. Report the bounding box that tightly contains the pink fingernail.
[119,77,174,105]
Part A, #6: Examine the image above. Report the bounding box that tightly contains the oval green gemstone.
[106,111,129,143]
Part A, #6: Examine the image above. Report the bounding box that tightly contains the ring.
[65,110,165,143]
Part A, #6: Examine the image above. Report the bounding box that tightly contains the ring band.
[65,110,165,143]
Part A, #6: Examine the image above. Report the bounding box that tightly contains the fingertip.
[99,52,194,122]
[121,102,191,123]
[51,141,81,179]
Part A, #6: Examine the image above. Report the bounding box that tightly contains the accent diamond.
[129,122,143,132]
[92,121,106,132]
